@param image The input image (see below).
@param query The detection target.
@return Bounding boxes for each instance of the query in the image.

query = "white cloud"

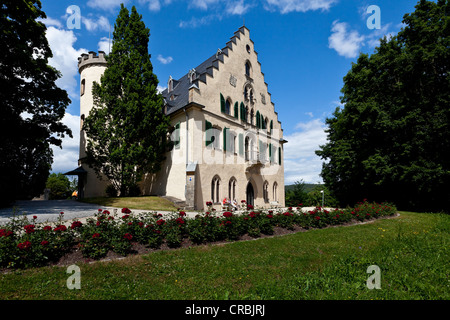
[98,37,111,54]
[37,17,63,28]
[189,0,220,10]
[328,20,365,58]
[87,0,128,11]
[226,0,252,15]
[157,85,167,93]
[45,27,88,100]
[157,54,173,64]
[283,118,327,184]
[179,13,221,28]
[366,23,395,48]
[51,113,80,174]
[264,0,338,14]
[82,15,110,32]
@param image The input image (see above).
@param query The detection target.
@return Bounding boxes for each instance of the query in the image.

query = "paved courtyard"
[0,200,118,226]
[0,199,199,226]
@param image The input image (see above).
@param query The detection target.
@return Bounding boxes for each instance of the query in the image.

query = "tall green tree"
[83,5,170,197]
[285,180,308,207]
[316,0,450,211]
[0,0,72,207]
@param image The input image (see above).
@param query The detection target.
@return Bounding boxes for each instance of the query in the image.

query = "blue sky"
[40,0,421,184]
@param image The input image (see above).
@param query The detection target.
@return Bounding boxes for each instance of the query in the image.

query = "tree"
[46,173,70,200]
[83,5,170,197]
[285,180,308,207]
[0,0,72,207]
[316,0,450,212]
[307,186,338,208]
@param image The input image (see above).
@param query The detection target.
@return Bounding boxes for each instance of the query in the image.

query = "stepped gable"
[161,26,248,115]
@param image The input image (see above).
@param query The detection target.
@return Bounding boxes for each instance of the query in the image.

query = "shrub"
[0,201,397,269]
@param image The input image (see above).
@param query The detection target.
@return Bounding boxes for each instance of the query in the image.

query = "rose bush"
[0,200,397,269]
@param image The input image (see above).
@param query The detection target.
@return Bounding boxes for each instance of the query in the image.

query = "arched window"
[263,181,269,203]
[211,175,221,203]
[273,182,278,202]
[245,137,249,161]
[245,61,251,77]
[225,99,231,115]
[80,79,85,96]
[228,177,237,200]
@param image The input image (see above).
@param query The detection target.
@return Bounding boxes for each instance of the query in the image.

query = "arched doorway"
[246,182,254,206]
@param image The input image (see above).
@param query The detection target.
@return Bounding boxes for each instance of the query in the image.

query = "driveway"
[0,200,112,226]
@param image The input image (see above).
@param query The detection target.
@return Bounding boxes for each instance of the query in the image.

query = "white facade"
[77,27,286,210]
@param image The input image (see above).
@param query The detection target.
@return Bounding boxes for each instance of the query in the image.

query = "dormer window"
[188,68,196,83]
[168,76,173,92]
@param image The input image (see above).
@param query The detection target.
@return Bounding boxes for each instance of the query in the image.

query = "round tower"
[77,51,108,197]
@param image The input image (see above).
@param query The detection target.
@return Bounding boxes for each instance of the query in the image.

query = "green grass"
[79,196,178,212]
[0,211,448,300]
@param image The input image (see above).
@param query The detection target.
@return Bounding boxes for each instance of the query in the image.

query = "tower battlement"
[78,51,107,74]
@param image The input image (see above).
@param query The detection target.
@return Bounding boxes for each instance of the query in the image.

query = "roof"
[63,166,87,175]
[161,26,248,116]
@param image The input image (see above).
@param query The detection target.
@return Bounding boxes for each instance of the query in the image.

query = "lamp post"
[320,190,324,208]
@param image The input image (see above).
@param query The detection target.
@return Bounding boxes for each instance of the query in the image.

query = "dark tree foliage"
[0,0,72,207]
[83,5,170,197]
[316,0,450,212]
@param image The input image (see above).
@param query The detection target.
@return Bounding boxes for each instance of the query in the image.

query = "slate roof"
[160,27,248,115]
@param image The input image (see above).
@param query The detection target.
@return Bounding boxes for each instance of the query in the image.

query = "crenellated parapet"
[78,51,107,74]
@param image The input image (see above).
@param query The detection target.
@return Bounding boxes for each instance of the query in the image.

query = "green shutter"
[220,93,225,113]
[174,122,180,149]
[223,127,228,152]
[270,120,273,134]
[240,102,245,121]
[278,146,281,165]
[256,111,260,128]
[205,120,212,146]
[234,102,238,118]
[239,133,244,156]
[269,143,272,160]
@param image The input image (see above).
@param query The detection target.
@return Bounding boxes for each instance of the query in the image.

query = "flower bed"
[0,201,397,270]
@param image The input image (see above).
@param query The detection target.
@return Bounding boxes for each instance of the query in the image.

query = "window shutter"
[220,93,225,113]
[174,122,180,149]
[256,111,260,128]
[238,134,244,156]
[234,102,239,118]
[278,146,282,165]
[205,120,212,146]
[269,143,272,161]
[223,127,228,152]
[270,120,273,134]
[240,102,245,121]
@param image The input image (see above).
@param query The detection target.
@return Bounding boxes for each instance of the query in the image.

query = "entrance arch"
[246,181,254,206]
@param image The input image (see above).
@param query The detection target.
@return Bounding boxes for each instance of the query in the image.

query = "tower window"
[80,79,85,96]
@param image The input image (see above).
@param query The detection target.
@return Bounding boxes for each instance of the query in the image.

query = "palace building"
[72,26,287,211]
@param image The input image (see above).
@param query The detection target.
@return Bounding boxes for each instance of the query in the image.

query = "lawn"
[0,211,448,300]
[80,196,178,212]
